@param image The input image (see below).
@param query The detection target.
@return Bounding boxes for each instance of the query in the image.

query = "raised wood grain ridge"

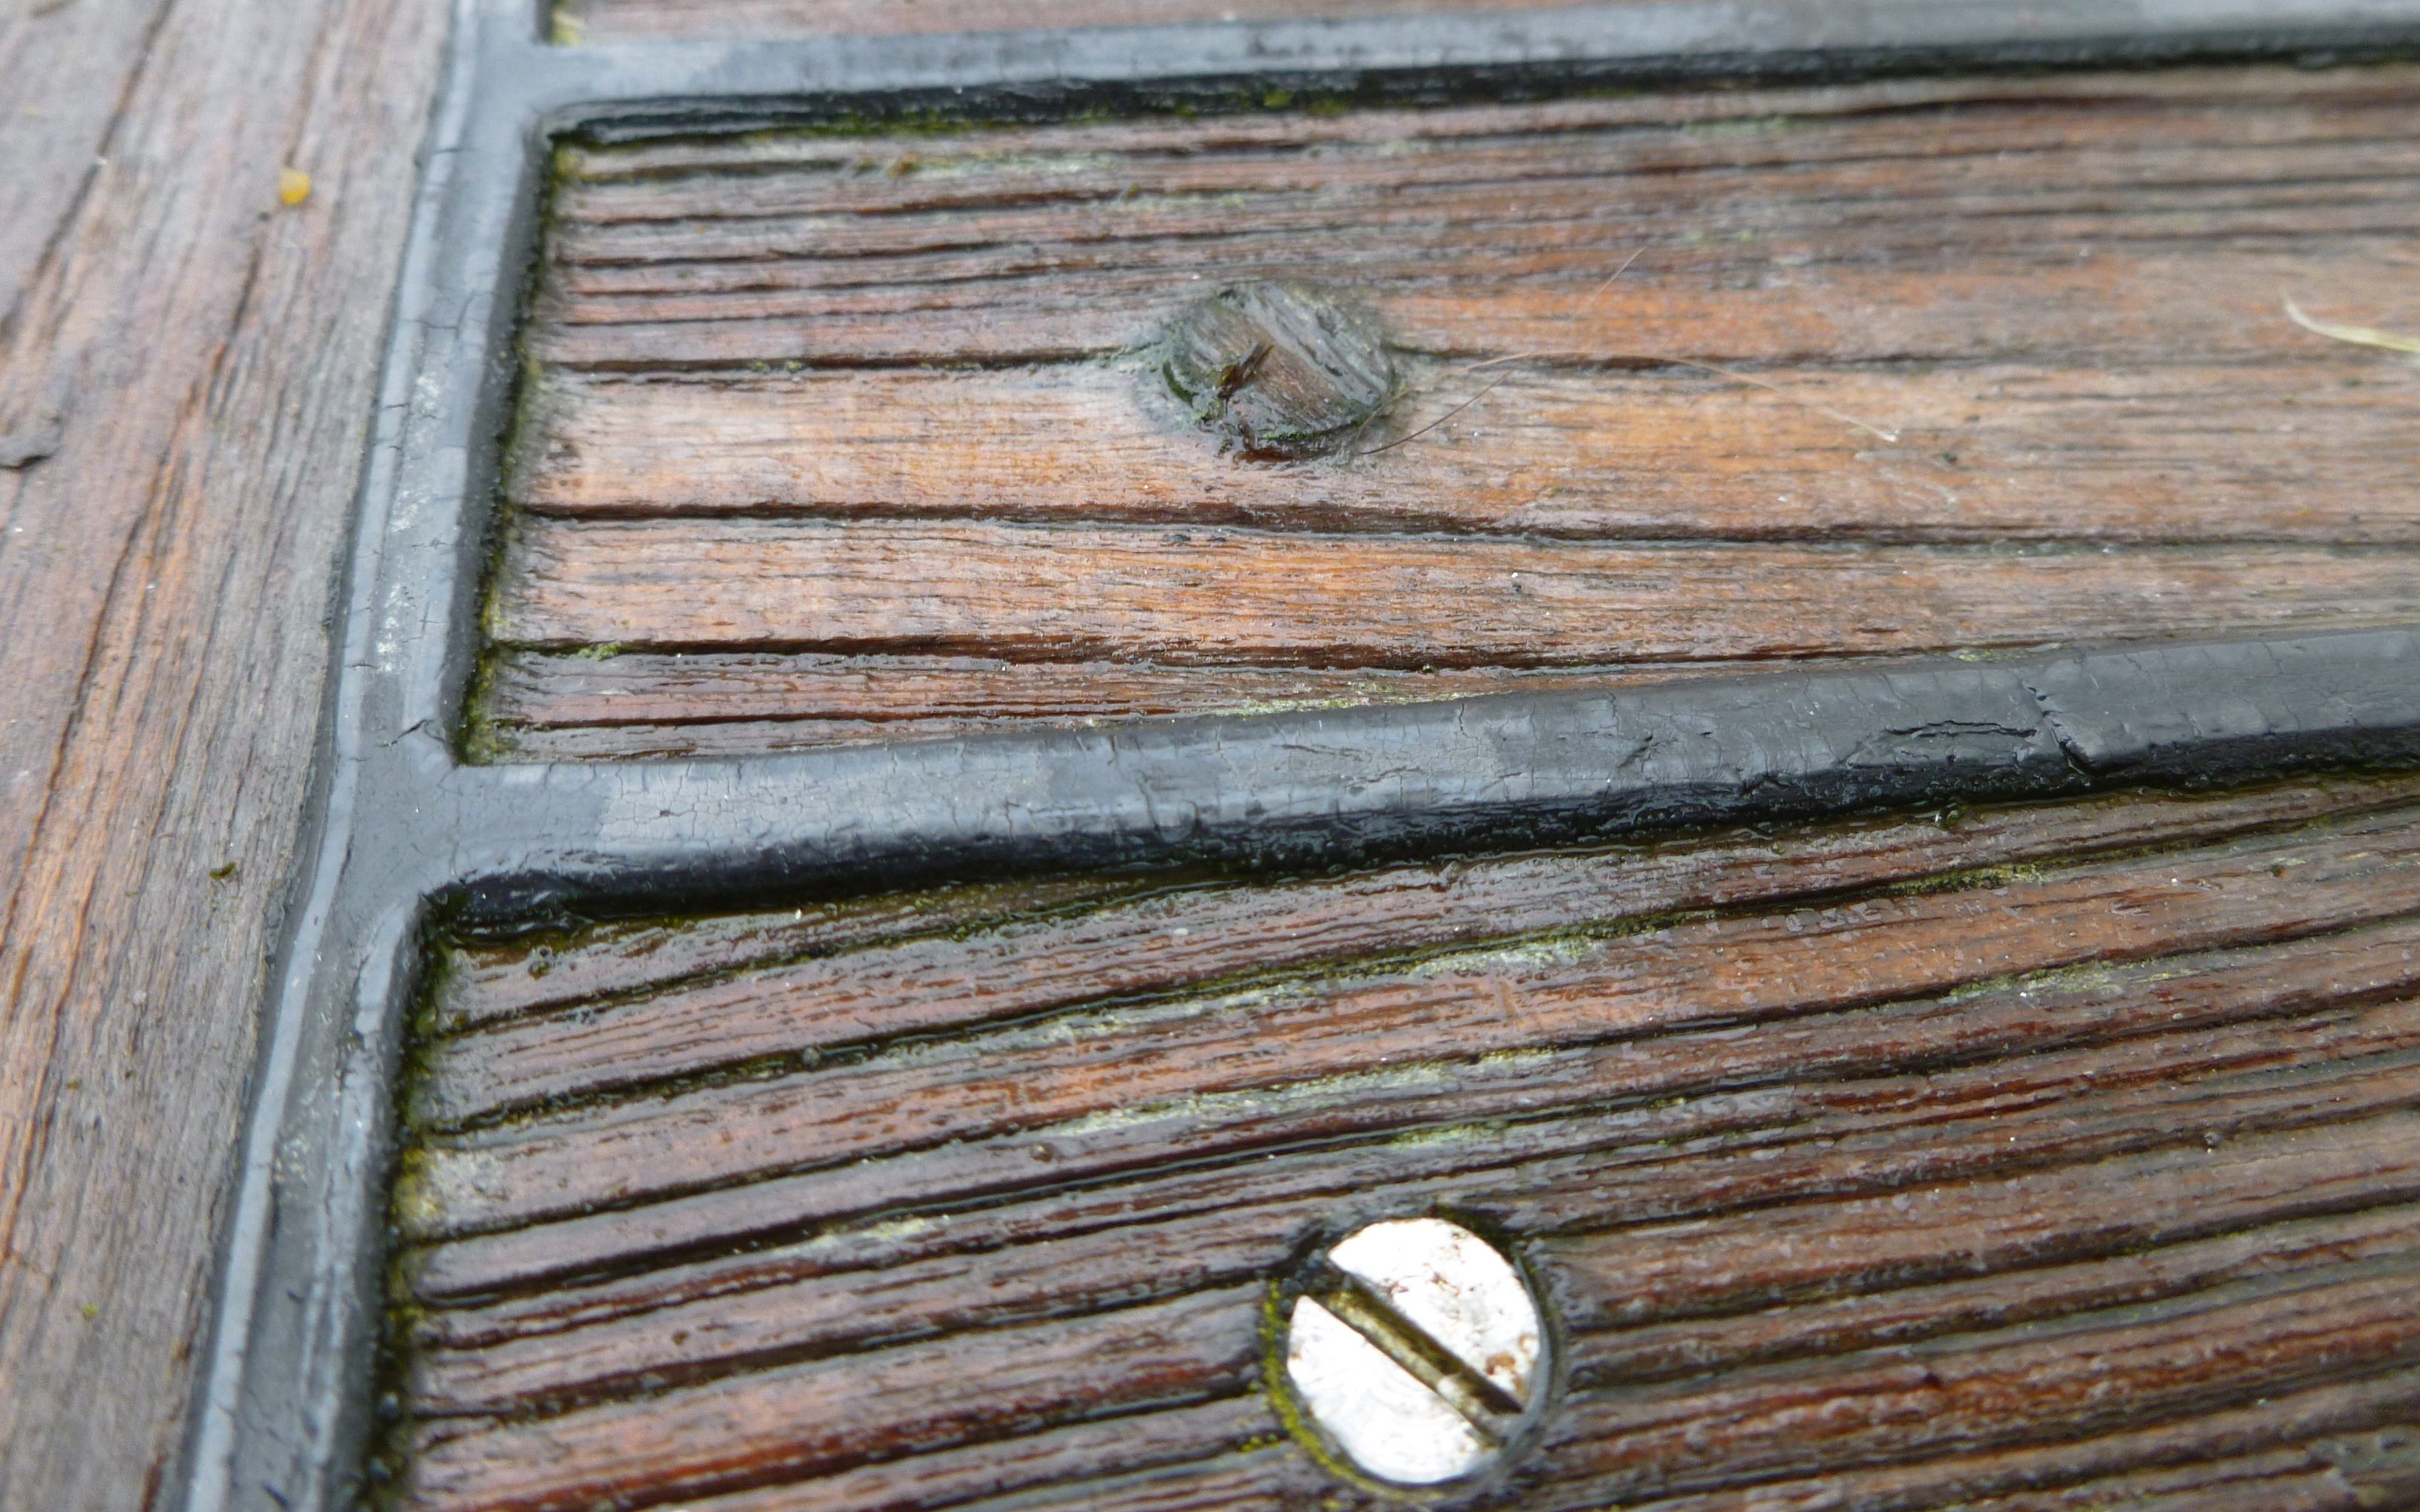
[387,777,2420,1510]
[479,66,2420,760]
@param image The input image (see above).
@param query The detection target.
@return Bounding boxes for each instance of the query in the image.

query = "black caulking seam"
[425,630,2416,923]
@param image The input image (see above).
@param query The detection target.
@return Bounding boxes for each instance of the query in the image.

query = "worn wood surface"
[481,653,1789,759]
[0,0,450,1504]
[389,777,2420,1510]
[556,0,1620,44]
[481,68,2420,760]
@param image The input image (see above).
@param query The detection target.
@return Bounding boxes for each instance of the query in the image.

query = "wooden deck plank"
[416,777,2420,1126]
[0,0,166,355]
[491,516,2420,664]
[406,804,2420,1235]
[0,0,448,1502]
[475,653,1744,760]
[411,915,2420,1298]
[1619,1374,2420,1511]
[403,1286,1267,1512]
[407,1125,2420,1418]
[481,67,2420,760]
[386,782,2420,1510]
[508,362,2420,544]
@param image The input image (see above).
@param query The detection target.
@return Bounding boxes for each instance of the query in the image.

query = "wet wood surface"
[0,0,450,1504]
[390,777,2420,1510]
[481,67,2420,760]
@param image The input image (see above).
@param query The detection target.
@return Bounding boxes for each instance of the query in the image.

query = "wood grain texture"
[492,516,2420,663]
[555,0,1628,44]
[0,0,166,403]
[411,805,2420,1236]
[477,652,1765,760]
[0,0,448,1503]
[481,68,2420,758]
[386,779,2420,1510]
[415,775,2420,1127]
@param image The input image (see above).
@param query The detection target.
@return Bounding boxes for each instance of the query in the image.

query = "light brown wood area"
[391,776,2420,1510]
[0,0,449,1503]
[556,0,1625,44]
[481,67,2420,761]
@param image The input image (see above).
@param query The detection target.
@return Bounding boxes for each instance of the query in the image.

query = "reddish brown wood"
[587,1398,1281,1512]
[528,81,2420,371]
[1630,1371,2420,1512]
[403,1285,1266,1512]
[420,776,2420,1124]
[407,800,2420,1235]
[386,783,2420,1511]
[481,67,2420,758]
[1544,1267,2420,1502]
[435,873,1146,1031]
[1573,1196,2420,1385]
[414,911,2420,1298]
[407,1114,2420,1419]
[511,363,2420,545]
[1548,1118,2420,1336]
[490,514,2420,664]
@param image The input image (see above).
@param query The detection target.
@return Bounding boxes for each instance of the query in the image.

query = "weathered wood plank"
[1573,1197,2420,1386]
[530,78,2420,365]
[412,912,2420,1297]
[1620,1370,2420,1512]
[407,1118,2420,1416]
[484,66,2420,758]
[0,0,166,361]
[508,361,2420,545]
[386,787,2420,1510]
[475,652,1692,760]
[491,516,2420,664]
[435,872,1149,1031]
[419,777,2420,1126]
[0,0,448,1501]
[550,68,2420,175]
[401,1285,1267,1512]
[1542,1265,2420,1504]
[414,871,2420,1296]
[416,836,2420,1239]
[573,1397,1277,1512]
[1549,1120,2420,1340]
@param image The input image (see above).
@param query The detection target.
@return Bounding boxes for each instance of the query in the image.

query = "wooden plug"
[1155,280,1399,459]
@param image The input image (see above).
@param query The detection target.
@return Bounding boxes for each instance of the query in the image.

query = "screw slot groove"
[1279,1216,1549,1488]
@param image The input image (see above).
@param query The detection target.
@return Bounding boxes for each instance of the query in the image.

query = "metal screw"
[1280,1216,1547,1486]
[1155,280,1399,460]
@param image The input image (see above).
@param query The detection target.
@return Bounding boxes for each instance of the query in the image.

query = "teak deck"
[15,4,2412,1511]
[478,66,2420,761]
[390,777,2420,1510]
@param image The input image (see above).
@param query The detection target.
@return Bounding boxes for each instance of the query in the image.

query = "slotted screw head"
[1280,1216,1547,1487]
